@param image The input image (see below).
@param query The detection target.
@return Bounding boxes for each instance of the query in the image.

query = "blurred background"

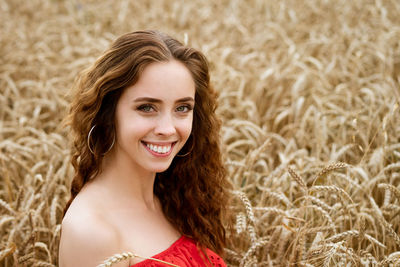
[0,0,399,266]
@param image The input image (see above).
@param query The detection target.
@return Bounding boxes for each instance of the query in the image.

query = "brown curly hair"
[63,30,230,255]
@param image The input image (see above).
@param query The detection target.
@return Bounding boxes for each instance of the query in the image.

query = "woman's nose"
[154,113,176,136]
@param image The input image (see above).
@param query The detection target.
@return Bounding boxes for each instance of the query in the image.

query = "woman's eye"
[176,105,193,113]
[138,104,155,112]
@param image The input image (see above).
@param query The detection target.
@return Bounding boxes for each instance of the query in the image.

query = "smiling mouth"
[141,141,177,156]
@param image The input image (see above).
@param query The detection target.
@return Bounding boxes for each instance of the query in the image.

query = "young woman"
[59,30,230,266]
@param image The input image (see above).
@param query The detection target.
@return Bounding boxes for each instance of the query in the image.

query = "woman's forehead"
[121,60,196,102]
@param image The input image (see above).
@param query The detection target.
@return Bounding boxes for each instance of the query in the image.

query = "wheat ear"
[378,183,400,202]
[0,242,16,261]
[97,252,180,267]
[309,185,354,204]
[369,196,400,247]
[324,230,386,249]
[239,237,269,266]
[312,162,347,182]
[379,251,400,266]
[288,167,307,192]
[0,198,16,215]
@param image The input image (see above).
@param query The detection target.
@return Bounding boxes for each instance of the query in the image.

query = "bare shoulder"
[58,195,128,267]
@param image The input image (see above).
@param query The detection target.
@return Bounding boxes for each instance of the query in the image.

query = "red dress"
[131,236,227,267]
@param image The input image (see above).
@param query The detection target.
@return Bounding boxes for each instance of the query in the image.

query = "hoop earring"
[87,125,115,155]
[176,135,194,157]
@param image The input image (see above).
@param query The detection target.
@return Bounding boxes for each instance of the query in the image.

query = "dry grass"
[1,0,399,266]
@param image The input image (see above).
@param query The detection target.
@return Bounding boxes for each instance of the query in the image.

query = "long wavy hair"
[63,30,230,255]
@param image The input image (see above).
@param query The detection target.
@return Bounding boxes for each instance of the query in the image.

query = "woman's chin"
[151,162,174,174]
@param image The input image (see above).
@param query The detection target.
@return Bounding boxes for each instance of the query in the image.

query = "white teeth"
[145,143,172,154]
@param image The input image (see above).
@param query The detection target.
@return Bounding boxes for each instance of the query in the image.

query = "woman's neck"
[94,150,158,211]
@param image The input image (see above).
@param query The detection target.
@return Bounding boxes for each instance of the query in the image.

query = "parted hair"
[63,30,230,255]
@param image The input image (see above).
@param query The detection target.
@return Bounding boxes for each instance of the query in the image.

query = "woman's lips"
[141,141,177,157]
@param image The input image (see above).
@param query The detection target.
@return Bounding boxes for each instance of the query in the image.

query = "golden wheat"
[1,0,400,266]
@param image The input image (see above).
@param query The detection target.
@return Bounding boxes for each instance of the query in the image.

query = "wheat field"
[0,0,399,266]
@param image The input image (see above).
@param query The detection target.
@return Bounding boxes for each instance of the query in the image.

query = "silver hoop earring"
[176,136,194,157]
[87,125,115,155]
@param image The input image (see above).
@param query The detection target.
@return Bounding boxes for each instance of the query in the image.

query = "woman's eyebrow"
[133,97,161,103]
[176,97,194,103]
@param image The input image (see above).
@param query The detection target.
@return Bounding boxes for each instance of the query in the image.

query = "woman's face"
[113,60,195,173]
